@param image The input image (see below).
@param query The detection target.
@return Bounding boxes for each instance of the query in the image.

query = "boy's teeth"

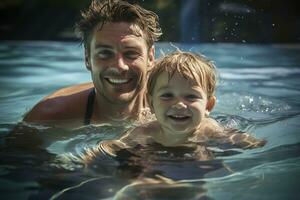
[170,115,188,119]
[174,115,184,118]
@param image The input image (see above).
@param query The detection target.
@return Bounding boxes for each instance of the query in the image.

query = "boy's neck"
[153,125,194,147]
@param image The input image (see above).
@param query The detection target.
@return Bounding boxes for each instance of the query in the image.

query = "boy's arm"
[222,128,266,149]
[196,118,266,149]
[74,123,154,167]
[79,128,140,166]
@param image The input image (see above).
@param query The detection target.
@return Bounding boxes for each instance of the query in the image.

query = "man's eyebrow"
[94,44,113,49]
[94,44,141,50]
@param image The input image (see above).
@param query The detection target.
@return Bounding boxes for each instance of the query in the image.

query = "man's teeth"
[107,78,130,84]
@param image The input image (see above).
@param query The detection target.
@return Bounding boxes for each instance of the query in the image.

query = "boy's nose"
[172,101,187,109]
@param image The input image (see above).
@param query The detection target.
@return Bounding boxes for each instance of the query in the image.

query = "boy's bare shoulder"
[197,117,224,137]
[23,83,93,123]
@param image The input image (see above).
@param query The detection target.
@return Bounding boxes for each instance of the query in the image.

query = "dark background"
[0,0,299,43]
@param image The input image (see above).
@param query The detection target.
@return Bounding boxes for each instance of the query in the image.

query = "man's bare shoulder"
[48,82,94,97]
[24,82,94,123]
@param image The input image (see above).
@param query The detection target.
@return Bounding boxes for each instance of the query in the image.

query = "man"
[23,0,162,128]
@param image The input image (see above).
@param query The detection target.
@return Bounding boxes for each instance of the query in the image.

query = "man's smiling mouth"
[105,78,132,85]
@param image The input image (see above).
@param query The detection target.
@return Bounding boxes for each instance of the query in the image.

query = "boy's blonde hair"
[147,51,217,98]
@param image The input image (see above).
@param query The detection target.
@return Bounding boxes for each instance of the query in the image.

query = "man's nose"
[114,54,129,72]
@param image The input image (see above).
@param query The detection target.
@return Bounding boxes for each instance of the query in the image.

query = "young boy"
[81,51,266,165]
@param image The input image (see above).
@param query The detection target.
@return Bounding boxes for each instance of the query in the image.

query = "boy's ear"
[85,50,91,71]
[206,96,216,112]
[147,94,154,113]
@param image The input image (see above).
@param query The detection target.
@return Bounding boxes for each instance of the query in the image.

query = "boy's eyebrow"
[156,86,170,91]
[156,86,204,93]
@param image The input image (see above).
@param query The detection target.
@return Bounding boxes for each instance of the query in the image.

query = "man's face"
[87,22,154,104]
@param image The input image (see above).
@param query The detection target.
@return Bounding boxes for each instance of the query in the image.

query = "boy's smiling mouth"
[167,114,191,121]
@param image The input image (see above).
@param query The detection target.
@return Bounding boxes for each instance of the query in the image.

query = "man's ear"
[85,49,91,71]
[148,46,155,69]
[206,95,216,112]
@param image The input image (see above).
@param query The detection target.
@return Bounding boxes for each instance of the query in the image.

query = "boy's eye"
[98,50,114,59]
[123,51,140,60]
[185,94,201,101]
[159,93,173,100]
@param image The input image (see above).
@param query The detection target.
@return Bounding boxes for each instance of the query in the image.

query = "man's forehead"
[95,22,144,38]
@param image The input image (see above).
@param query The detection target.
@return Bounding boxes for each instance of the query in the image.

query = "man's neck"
[93,92,146,125]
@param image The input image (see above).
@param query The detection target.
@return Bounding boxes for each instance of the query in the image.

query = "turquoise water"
[0,41,300,199]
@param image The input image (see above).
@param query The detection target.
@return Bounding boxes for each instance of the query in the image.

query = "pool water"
[0,41,300,199]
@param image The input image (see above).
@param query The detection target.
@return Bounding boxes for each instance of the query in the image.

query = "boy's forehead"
[155,71,199,87]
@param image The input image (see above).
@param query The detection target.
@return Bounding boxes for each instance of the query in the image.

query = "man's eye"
[159,93,173,100]
[98,50,114,59]
[124,51,139,60]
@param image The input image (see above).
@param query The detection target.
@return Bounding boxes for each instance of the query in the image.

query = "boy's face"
[149,71,215,136]
[86,22,154,104]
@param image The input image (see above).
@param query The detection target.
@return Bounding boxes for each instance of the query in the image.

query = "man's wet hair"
[75,0,162,55]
